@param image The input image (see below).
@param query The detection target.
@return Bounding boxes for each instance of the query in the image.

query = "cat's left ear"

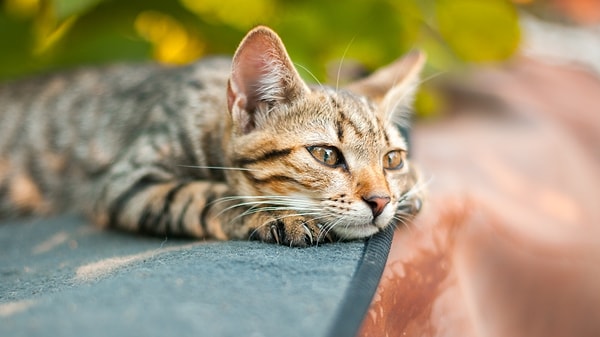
[346,50,426,123]
[227,26,310,134]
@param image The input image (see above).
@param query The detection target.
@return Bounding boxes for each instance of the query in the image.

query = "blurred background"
[2,3,600,335]
[0,0,599,116]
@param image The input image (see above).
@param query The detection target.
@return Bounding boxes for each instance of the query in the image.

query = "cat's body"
[0,27,423,246]
[0,59,230,218]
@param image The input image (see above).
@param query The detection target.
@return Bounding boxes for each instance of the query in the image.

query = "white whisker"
[318,216,345,243]
[210,195,317,209]
[176,165,259,172]
[216,199,317,219]
[392,213,415,234]
[400,175,433,202]
[294,63,323,89]
[335,36,356,93]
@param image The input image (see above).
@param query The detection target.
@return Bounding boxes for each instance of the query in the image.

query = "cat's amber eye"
[307,146,344,167]
[383,150,405,170]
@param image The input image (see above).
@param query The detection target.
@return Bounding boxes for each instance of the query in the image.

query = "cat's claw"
[249,212,328,247]
[302,224,313,246]
[269,223,281,245]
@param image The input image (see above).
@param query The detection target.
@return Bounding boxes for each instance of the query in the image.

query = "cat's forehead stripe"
[377,114,390,147]
[335,118,344,142]
[315,97,399,167]
[329,92,385,147]
[329,93,365,124]
[328,95,365,141]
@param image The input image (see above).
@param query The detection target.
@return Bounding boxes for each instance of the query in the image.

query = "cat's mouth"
[332,222,380,240]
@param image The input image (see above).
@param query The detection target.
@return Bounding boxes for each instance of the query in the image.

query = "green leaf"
[53,0,104,20]
[415,85,444,119]
[435,0,520,62]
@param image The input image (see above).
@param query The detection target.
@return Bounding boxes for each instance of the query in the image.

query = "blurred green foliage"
[0,0,521,115]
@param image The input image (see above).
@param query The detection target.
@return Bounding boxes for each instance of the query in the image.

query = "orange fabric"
[359,58,600,337]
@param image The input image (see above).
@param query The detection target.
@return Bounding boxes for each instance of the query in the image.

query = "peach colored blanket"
[360,58,600,337]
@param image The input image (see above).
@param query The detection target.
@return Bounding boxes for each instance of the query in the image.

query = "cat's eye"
[307,146,344,167]
[383,150,405,170]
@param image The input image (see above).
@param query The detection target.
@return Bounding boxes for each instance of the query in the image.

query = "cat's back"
[0,57,232,216]
[0,57,232,155]
[0,63,159,109]
[0,57,231,113]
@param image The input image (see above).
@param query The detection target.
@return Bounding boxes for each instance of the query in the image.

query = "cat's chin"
[333,224,381,240]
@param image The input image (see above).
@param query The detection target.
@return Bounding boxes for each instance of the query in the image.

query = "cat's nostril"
[363,195,391,218]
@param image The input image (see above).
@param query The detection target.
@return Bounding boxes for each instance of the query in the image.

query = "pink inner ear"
[229,29,288,112]
[227,26,309,134]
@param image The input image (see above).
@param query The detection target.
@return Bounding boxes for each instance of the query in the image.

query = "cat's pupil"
[324,149,335,163]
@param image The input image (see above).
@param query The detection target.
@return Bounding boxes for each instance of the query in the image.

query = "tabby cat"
[0,26,424,247]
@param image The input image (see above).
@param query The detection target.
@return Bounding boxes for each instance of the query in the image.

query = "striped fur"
[0,26,424,247]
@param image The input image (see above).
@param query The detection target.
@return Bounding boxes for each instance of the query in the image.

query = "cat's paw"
[248,211,333,247]
[398,194,423,215]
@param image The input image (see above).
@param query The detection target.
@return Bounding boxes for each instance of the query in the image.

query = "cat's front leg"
[91,172,246,239]
[90,170,331,245]
[243,210,335,247]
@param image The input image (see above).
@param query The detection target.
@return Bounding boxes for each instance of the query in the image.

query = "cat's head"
[225,26,425,239]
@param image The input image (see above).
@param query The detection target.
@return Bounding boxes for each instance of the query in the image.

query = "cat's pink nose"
[363,195,390,218]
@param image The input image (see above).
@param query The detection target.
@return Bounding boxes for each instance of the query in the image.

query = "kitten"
[0,26,424,247]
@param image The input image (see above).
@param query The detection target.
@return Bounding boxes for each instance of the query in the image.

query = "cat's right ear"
[227,26,309,134]
[345,50,426,102]
[346,50,426,126]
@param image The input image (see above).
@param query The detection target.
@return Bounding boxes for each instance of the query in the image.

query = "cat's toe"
[247,212,329,247]
[413,198,423,213]
[280,217,314,247]
[248,221,281,244]
[398,195,423,216]
[302,223,319,246]
[302,221,335,245]
[276,217,319,247]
